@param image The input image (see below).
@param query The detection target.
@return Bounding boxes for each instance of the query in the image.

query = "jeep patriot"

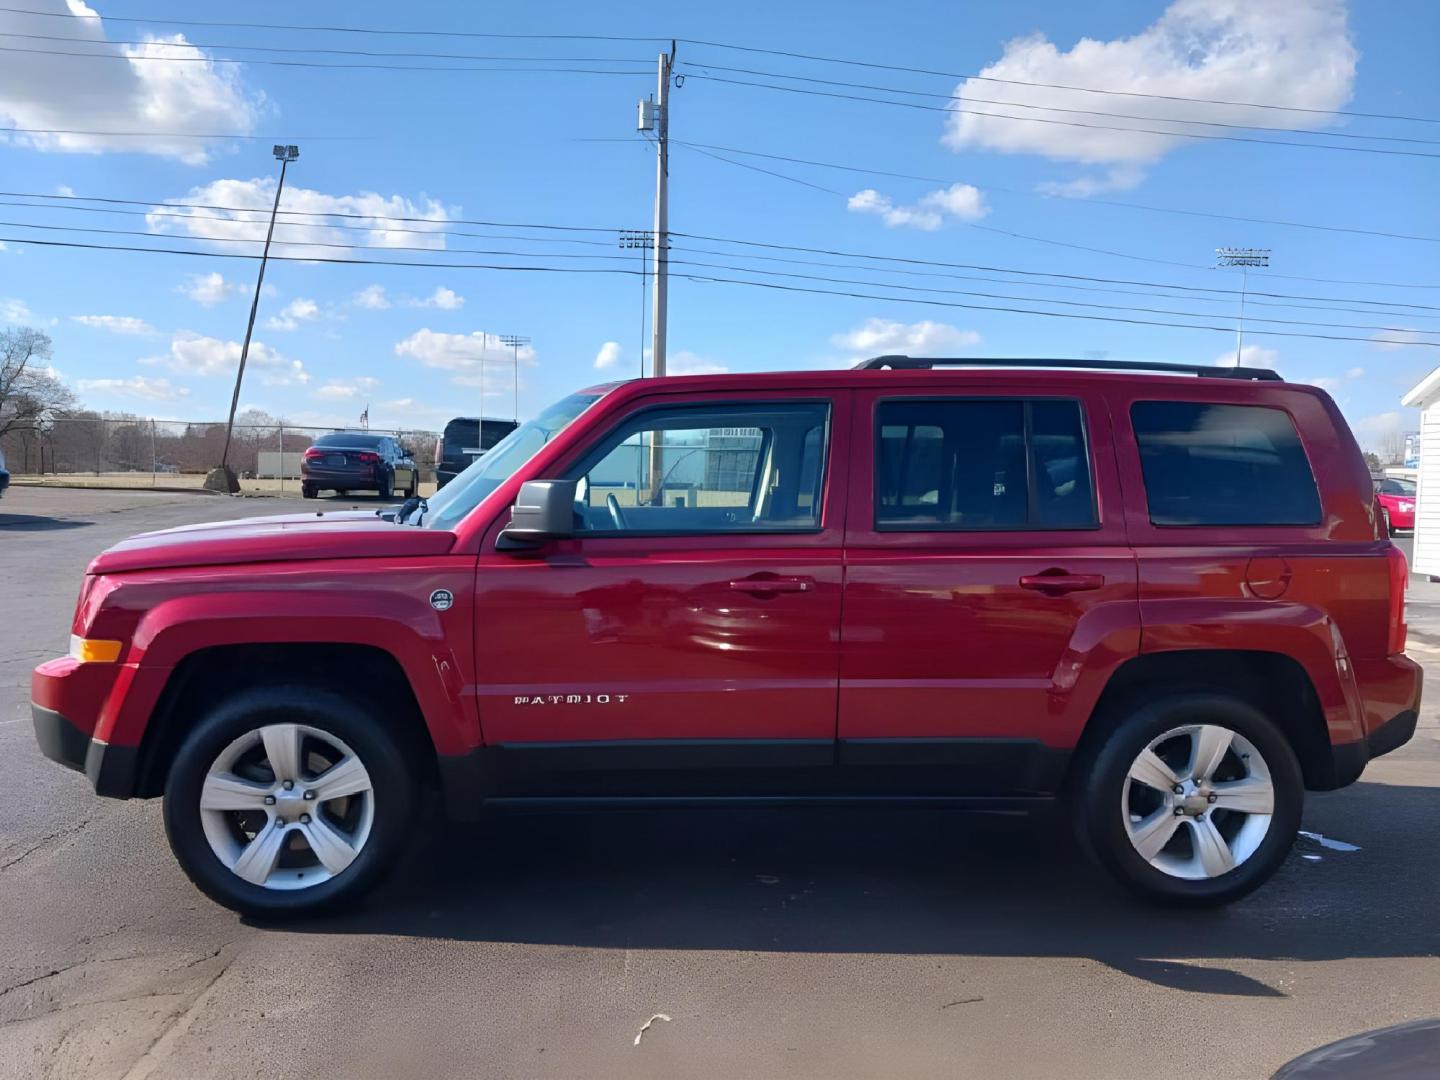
[31,356,1421,916]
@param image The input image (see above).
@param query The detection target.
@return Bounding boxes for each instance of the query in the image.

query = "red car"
[31,357,1420,917]
[1374,476,1417,534]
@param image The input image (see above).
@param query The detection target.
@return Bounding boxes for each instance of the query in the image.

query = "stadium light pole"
[1216,247,1270,365]
[210,144,298,492]
[500,334,529,421]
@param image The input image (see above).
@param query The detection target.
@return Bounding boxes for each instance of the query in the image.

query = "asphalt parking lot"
[1,487,1437,1080]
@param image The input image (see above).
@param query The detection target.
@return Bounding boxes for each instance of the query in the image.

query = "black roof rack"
[854,355,1283,381]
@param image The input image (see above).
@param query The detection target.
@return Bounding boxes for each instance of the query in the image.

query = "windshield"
[419,390,603,529]
[315,432,384,448]
[1377,477,1417,496]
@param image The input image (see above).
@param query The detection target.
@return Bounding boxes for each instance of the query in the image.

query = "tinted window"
[875,399,1096,530]
[314,432,384,448]
[1131,401,1321,526]
[568,402,829,534]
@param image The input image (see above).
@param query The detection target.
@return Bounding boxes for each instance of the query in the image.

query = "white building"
[1401,369,1440,575]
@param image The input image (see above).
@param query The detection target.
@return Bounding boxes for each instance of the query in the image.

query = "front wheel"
[1074,694,1303,906]
[163,685,416,918]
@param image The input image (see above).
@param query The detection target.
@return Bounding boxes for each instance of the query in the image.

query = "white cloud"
[179,272,241,306]
[70,314,156,335]
[594,341,623,370]
[944,0,1358,191]
[1308,365,1366,393]
[667,350,728,376]
[2,297,35,322]
[408,286,464,310]
[264,297,320,331]
[0,4,262,163]
[75,375,189,401]
[1037,165,1147,198]
[313,376,379,401]
[148,178,452,250]
[142,332,309,385]
[1372,330,1436,352]
[1215,344,1279,369]
[394,328,535,393]
[847,184,989,230]
[352,284,391,310]
[1352,411,1405,455]
[832,318,982,357]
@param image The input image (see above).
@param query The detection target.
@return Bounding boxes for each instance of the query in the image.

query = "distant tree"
[1363,451,1383,473]
[0,326,75,440]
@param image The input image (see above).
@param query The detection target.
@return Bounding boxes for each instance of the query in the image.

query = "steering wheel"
[606,493,629,531]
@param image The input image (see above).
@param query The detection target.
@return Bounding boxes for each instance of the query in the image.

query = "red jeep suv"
[31,357,1420,916]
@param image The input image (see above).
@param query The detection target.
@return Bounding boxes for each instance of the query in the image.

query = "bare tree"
[0,327,74,440]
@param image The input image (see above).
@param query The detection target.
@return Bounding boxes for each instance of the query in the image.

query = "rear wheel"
[377,471,393,500]
[301,483,317,499]
[162,685,416,918]
[1074,694,1302,906]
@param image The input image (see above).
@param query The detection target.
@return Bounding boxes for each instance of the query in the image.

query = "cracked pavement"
[2,488,1438,1079]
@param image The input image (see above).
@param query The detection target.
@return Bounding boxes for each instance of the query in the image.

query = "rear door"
[838,381,1138,785]
[473,389,850,768]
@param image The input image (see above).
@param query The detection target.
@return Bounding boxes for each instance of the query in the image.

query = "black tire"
[377,471,393,500]
[1383,509,1394,536]
[301,483,317,500]
[162,685,416,919]
[1073,693,1303,907]
[406,471,418,498]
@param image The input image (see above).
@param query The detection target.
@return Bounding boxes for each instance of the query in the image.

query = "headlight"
[1399,502,1415,512]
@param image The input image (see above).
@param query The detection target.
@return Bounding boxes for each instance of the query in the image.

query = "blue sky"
[1,0,1438,449]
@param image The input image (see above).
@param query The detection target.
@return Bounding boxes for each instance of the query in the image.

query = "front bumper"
[31,703,139,797]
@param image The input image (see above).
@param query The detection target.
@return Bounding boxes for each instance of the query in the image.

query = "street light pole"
[500,334,529,421]
[211,144,298,492]
[1215,247,1270,365]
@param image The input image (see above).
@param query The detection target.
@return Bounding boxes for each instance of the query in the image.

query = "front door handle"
[1018,571,1104,596]
[729,575,814,595]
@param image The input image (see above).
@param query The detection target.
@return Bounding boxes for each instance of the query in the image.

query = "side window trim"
[561,398,833,538]
[872,395,1100,533]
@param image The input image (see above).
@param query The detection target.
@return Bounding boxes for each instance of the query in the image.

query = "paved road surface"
[2,488,1437,1080]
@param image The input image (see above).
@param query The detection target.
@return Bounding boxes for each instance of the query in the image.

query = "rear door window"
[874,398,1096,530]
[1130,401,1321,526]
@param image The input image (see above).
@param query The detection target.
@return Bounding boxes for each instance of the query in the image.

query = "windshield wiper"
[393,495,428,525]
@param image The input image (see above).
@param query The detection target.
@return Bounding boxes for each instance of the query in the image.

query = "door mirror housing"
[497,480,577,551]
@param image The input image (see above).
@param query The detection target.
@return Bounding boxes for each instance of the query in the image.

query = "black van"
[434,417,519,488]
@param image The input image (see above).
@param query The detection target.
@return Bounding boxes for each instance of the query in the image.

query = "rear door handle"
[1018,572,1105,596]
[729,575,814,595]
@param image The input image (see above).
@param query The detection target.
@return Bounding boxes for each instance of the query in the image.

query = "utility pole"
[1216,247,1270,365]
[210,144,298,493]
[618,229,652,377]
[500,334,529,421]
[638,44,675,378]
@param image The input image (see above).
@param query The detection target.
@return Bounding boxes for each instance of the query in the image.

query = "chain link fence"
[1,417,440,493]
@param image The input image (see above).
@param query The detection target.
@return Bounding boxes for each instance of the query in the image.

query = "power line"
[2,125,365,141]
[677,272,1440,349]
[674,37,1440,126]
[678,62,1440,147]
[6,229,1432,348]
[664,139,1440,244]
[10,188,1439,307]
[681,73,1440,160]
[0,43,652,75]
[6,6,1432,124]
[0,6,665,43]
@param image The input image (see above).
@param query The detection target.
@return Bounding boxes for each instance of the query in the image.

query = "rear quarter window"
[1131,400,1321,526]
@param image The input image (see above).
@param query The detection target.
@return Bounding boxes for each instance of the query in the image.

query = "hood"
[89,510,457,574]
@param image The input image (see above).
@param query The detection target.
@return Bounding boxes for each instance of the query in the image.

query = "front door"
[473,391,850,775]
[837,384,1138,790]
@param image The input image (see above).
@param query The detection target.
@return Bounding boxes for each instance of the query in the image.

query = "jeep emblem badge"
[429,589,454,611]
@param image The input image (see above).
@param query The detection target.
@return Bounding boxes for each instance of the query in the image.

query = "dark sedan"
[301,432,416,500]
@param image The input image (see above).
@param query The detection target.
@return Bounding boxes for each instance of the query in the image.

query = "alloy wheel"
[198,723,375,890]
[1121,723,1275,880]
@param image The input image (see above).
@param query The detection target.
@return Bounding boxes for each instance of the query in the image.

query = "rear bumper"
[31,703,139,797]
[302,467,380,489]
[1322,655,1423,789]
